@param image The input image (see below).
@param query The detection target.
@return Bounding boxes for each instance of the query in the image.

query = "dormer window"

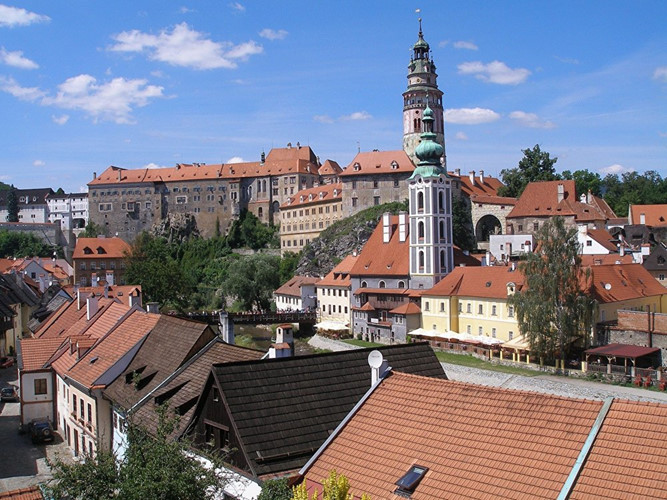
[391,160,399,170]
[333,189,338,197]
[97,247,107,254]
[83,247,93,255]
[353,162,361,171]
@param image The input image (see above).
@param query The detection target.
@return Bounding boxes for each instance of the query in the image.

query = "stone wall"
[341,173,410,217]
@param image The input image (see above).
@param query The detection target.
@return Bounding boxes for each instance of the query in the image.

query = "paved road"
[0,364,69,493]
[309,335,667,403]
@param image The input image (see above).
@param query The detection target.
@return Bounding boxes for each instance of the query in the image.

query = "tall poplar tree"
[6,186,19,222]
[509,216,596,366]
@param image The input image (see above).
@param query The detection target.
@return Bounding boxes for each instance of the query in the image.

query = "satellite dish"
[604,283,612,290]
[368,350,384,369]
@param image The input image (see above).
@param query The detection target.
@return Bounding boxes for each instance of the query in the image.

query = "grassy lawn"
[342,339,385,348]
[435,351,540,377]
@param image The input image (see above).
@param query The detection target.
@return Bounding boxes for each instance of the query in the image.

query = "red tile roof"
[339,150,414,177]
[0,486,43,500]
[588,264,666,303]
[281,183,342,209]
[19,337,66,371]
[318,160,342,176]
[275,276,320,298]
[350,216,409,277]
[303,372,604,500]
[76,285,142,306]
[389,302,421,315]
[585,228,618,252]
[580,254,633,266]
[452,171,506,199]
[585,343,660,358]
[73,237,131,259]
[629,204,667,227]
[316,254,358,288]
[424,266,525,299]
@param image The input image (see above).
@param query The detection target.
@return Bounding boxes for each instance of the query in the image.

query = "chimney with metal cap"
[382,212,391,243]
[398,211,408,242]
[557,183,565,202]
[469,171,476,186]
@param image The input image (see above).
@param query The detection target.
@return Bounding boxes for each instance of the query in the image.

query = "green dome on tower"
[410,101,447,180]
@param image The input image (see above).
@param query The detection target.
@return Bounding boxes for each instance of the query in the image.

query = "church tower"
[408,101,453,289]
[403,19,445,166]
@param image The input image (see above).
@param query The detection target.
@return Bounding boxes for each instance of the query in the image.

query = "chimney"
[469,171,476,186]
[479,170,485,184]
[619,244,625,257]
[455,168,460,177]
[485,251,491,266]
[128,291,142,309]
[77,289,85,310]
[93,171,97,180]
[87,294,99,321]
[260,151,265,165]
[146,302,160,314]
[382,212,391,243]
[557,183,565,203]
[580,193,587,203]
[640,213,646,225]
[296,141,301,149]
[103,282,109,299]
[218,311,235,344]
[398,211,408,242]
[117,169,122,182]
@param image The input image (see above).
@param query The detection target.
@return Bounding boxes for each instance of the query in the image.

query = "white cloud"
[341,111,371,121]
[313,114,334,124]
[455,131,468,140]
[226,156,244,164]
[109,22,263,70]
[653,66,667,82]
[598,164,635,175]
[0,76,45,100]
[453,41,478,51]
[229,2,245,12]
[659,131,667,138]
[0,4,50,27]
[445,107,500,125]
[438,40,449,48]
[259,28,288,41]
[144,162,167,169]
[555,55,579,65]
[0,47,38,69]
[33,160,45,167]
[458,60,531,85]
[43,75,163,123]
[179,6,195,14]
[52,114,69,125]
[0,175,11,181]
[509,110,556,129]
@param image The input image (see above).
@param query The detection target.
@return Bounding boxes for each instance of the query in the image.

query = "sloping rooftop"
[424,265,525,299]
[350,216,409,277]
[340,150,414,177]
[586,228,617,252]
[316,254,358,288]
[199,343,446,478]
[318,160,342,176]
[280,183,342,209]
[73,237,131,259]
[585,343,660,359]
[629,204,667,227]
[589,263,666,303]
[274,276,320,298]
[303,372,605,499]
[18,337,67,371]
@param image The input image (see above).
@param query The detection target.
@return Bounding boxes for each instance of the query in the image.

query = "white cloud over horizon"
[1,74,164,124]
[453,41,478,51]
[458,60,531,85]
[445,107,500,125]
[226,156,244,163]
[229,2,245,12]
[33,160,45,166]
[259,28,288,41]
[509,110,556,129]
[144,162,168,169]
[341,111,371,121]
[0,47,38,69]
[313,114,334,124]
[653,66,667,82]
[52,114,69,125]
[0,4,50,27]
[599,163,635,175]
[454,131,468,140]
[109,22,263,70]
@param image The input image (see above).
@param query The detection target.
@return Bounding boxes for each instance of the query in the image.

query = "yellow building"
[420,266,524,342]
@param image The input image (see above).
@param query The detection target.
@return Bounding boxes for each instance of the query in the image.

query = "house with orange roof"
[315,254,358,331]
[339,150,414,217]
[577,225,618,255]
[87,144,324,241]
[506,180,615,236]
[274,275,320,312]
[72,236,131,287]
[317,159,342,184]
[279,183,343,255]
[628,203,667,228]
[299,370,667,500]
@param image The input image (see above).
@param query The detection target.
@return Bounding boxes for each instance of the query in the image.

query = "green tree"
[601,170,666,217]
[561,169,603,197]
[80,220,105,238]
[292,470,370,500]
[279,251,300,284]
[452,195,475,251]
[46,407,221,500]
[259,478,293,500]
[6,186,19,222]
[0,230,63,258]
[222,253,281,311]
[227,210,279,250]
[498,144,559,198]
[124,232,192,309]
[509,217,596,366]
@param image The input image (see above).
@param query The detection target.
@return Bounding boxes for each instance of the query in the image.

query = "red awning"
[585,343,660,359]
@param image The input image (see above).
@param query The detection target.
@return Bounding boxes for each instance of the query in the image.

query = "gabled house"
[186,344,446,491]
[72,236,131,287]
[299,371,667,499]
[643,243,667,287]
[315,254,358,332]
[0,272,40,356]
[274,276,319,312]
[577,225,618,255]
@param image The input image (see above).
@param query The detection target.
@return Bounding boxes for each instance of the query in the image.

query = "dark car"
[1,386,18,402]
[0,357,14,368]
[29,418,54,444]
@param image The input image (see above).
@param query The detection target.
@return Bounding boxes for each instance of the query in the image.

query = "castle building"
[403,19,445,165]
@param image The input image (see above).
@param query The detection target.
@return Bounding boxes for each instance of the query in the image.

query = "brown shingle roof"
[350,216,409,277]
[73,237,131,259]
[303,372,604,499]
[339,150,414,177]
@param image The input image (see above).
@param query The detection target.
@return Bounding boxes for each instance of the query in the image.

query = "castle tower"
[408,101,453,289]
[403,19,445,166]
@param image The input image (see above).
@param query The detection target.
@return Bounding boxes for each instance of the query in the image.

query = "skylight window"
[395,465,428,496]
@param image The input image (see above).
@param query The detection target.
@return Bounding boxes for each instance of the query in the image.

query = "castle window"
[417,192,424,212]
[418,222,425,240]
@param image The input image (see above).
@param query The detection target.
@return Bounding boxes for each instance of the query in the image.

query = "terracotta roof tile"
[580,254,633,266]
[316,254,358,288]
[424,266,525,299]
[280,183,342,209]
[73,237,131,259]
[18,337,66,371]
[275,276,320,297]
[339,150,414,177]
[629,204,667,227]
[318,160,343,176]
[388,302,421,315]
[304,372,602,499]
[586,228,617,252]
[589,264,666,303]
[350,216,409,277]
[0,486,43,500]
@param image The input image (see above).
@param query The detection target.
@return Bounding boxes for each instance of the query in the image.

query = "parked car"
[0,357,14,368]
[1,386,18,402]
[29,418,54,444]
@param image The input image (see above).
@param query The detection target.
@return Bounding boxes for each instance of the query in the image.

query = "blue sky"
[0,1,665,193]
